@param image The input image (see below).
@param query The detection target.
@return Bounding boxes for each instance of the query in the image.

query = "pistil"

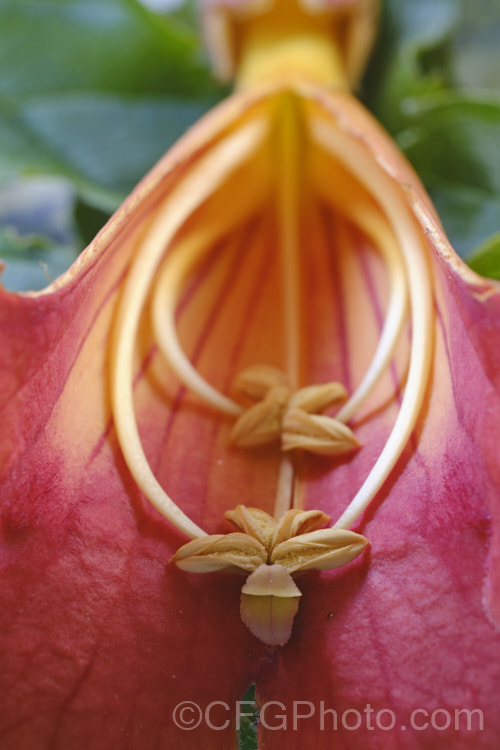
[274,94,302,518]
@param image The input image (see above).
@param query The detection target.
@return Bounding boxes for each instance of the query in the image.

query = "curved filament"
[152,234,250,418]
[149,106,410,466]
[309,115,433,529]
[110,117,268,539]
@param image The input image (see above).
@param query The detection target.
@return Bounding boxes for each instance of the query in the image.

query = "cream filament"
[110,118,268,539]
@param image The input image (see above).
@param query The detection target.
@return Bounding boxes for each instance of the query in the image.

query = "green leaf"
[363,0,461,133]
[74,199,113,249]
[396,93,500,258]
[0,0,214,98]
[362,0,500,267]
[0,227,79,291]
[0,92,216,209]
[467,231,500,280]
[0,0,224,290]
[0,0,221,208]
[237,684,258,750]
[450,0,500,92]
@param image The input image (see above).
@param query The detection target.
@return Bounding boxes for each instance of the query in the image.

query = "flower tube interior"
[110,86,433,544]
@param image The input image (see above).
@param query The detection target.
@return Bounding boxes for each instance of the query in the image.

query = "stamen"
[171,505,368,645]
[229,367,358,453]
[110,117,268,539]
[309,115,433,529]
[149,108,408,443]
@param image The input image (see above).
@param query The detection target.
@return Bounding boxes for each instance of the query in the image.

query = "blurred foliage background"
[0,0,500,291]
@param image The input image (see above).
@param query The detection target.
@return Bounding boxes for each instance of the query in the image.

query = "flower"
[1,0,500,747]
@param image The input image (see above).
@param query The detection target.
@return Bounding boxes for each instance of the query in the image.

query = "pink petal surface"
[0,80,500,750]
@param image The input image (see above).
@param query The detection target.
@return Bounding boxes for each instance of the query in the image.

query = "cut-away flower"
[1,0,500,747]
